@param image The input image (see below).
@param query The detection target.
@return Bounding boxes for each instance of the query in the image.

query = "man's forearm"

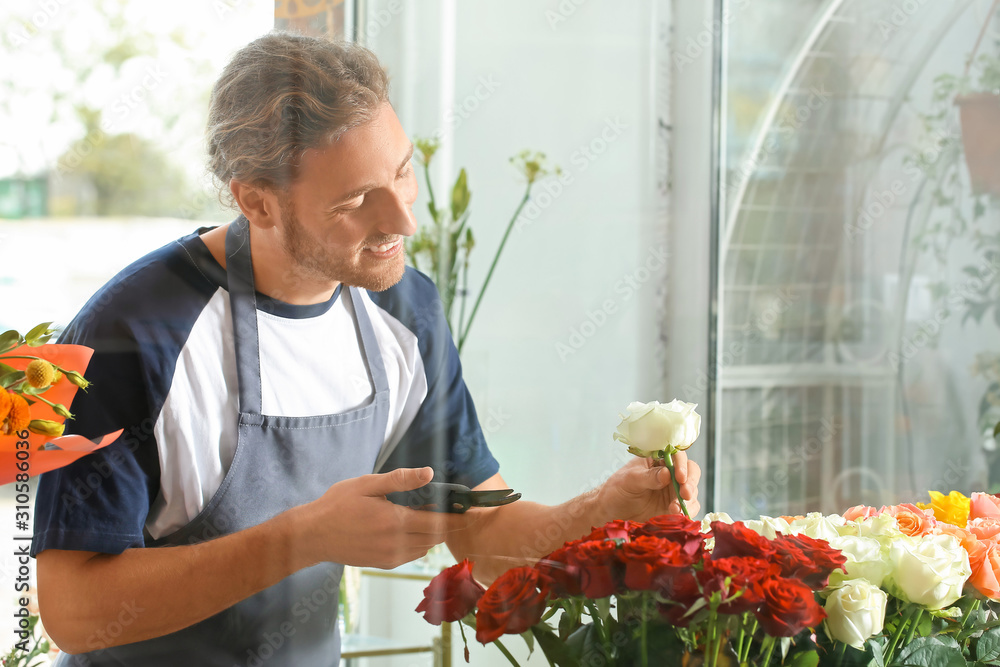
[38,504,317,654]
[448,489,613,584]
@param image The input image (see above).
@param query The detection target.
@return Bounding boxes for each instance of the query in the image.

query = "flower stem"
[641,592,649,667]
[904,608,923,647]
[493,638,522,667]
[661,451,690,518]
[584,599,614,662]
[457,189,531,352]
[885,605,917,664]
[760,636,776,666]
[740,617,758,662]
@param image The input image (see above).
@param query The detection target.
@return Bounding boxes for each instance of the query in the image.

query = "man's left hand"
[596,452,702,522]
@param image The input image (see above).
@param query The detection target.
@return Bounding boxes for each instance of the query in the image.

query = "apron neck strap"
[224,217,389,415]
[225,217,263,415]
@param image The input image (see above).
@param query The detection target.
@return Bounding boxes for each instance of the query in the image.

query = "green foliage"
[1,614,51,666]
[57,123,189,217]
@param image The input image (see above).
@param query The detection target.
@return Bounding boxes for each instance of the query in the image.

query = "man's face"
[275,101,418,292]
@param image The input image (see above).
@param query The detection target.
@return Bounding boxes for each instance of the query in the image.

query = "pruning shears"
[385,482,521,513]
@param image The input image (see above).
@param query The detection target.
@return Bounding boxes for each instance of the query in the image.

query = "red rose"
[535,545,584,598]
[753,577,826,637]
[417,559,485,625]
[657,569,701,627]
[416,559,485,625]
[621,536,698,591]
[699,557,778,615]
[772,534,846,589]
[566,540,623,599]
[637,514,706,559]
[583,519,641,542]
[709,521,776,560]
[475,567,550,644]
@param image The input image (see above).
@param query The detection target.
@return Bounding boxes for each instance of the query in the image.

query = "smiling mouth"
[362,238,403,257]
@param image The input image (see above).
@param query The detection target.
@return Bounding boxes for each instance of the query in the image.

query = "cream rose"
[826,535,892,589]
[824,580,888,649]
[744,515,793,540]
[886,534,971,609]
[789,512,846,542]
[613,400,701,457]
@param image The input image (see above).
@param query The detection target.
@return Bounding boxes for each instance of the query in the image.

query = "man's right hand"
[296,466,481,569]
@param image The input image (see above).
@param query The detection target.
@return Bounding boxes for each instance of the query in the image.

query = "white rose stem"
[658,447,690,518]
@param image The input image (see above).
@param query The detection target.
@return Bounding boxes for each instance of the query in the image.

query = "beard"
[278,195,407,292]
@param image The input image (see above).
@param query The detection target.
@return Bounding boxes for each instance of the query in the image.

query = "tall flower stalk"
[405,138,560,354]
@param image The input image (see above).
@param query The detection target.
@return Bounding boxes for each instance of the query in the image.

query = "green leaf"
[978,627,1000,662]
[867,637,886,667]
[520,628,535,656]
[450,168,471,222]
[559,606,581,640]
[893,637,966,667]
[0,370,25,389]
[531,625,581,667]
[993,420,1000,439]
[426,201,440,226]
[0,330,21,352]
[593,597,612,623]
[787,650,820,667]
[24,322,53,346]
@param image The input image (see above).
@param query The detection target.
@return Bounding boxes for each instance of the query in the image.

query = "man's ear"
[229,179,281,230]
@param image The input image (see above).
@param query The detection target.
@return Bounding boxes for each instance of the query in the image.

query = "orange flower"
[0,390,10,424]
[970,542,1000,600]
[880,503,936,537]
[1,392,30,436]
[918,491,971,528]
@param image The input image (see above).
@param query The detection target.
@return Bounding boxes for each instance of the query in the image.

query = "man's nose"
[377,191,418,237]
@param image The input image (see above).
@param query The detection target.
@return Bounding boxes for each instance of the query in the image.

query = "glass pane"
[717,0,1000,516]
[0,0,273,333]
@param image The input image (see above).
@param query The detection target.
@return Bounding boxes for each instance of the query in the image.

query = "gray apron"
[59,218,390,666]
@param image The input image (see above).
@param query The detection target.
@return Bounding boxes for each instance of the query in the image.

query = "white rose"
[613,400,701,456]
[824,580,888,649]
[841,514,904,542]
[789,513,846,541]
[886,534,971,610]
[826,535,892,589]
[744,515,793,540]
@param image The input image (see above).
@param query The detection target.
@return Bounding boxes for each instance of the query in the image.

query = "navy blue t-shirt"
[30,226,498,557]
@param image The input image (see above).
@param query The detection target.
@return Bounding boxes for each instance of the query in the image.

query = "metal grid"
[716,0,982,516]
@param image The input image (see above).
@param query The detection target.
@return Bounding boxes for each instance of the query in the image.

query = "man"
[30,32,701,665]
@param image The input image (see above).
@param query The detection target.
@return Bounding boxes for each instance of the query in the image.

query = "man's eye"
[338,198,364,212]
[397,165,413,179]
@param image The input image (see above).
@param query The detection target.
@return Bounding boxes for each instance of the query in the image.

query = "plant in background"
[405,137,561,353]
[905,32,1000,487]
[1,614,50,667]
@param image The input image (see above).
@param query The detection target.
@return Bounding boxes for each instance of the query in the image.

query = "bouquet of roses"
[416,513,847,666]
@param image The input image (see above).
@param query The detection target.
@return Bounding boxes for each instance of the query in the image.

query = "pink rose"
[970,517,1000,542]
[970,493,1000,521]
[843,505,878,521]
